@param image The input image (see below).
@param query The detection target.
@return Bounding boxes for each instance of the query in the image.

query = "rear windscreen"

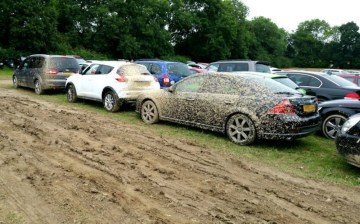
[117,64,150,76]
[49,57,79,72]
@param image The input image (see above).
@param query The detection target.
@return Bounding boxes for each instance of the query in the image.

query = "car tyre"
[103,91,120,112]
[67,84,78,103]
[34,79,43,95]
[13,76,18,88]
[322,114,347,139]
[141,100,159,124]
[226,114,256,145]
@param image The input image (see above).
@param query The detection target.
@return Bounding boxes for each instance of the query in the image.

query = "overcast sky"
[241,0,360,32]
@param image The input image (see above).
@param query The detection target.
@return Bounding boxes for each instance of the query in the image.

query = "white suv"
[65,61,160,112]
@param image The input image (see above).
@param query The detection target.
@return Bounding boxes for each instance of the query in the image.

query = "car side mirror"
[168,85,175,93]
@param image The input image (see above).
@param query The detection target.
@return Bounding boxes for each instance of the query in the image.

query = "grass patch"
[0,68,14,79]
[2,83,360,186]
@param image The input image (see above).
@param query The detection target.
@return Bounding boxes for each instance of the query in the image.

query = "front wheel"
[67,84,78,103]
[103,91,121,112]
[13,76,18,88]
[321,114,347,139]
[141,100,159,124]
[226,114,256,145]
[34,79,43,95]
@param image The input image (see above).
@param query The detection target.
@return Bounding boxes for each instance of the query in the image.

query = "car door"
[160,76,206,122]
[16,57,33,87]
[81,64,113,99]
[286,73,320,96]
[189,75,239,128]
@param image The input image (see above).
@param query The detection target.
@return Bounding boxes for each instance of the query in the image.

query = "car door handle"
[225,101,234,105]
[186,98,195,101]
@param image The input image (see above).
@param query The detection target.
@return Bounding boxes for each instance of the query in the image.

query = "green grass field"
[1,82,359,187]
[0,67,14,79]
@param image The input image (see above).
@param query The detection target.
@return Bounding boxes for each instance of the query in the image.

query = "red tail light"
[344,92,360,99]
[267,99,295,114]
[48,69,59,75]
[163,74,170,86]
[115,72,128,82]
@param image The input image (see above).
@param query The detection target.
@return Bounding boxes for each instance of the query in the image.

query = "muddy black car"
[336,114,360,168]
[136,72,320,145]
[13,54,79,94]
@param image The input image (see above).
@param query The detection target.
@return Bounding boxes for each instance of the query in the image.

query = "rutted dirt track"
[0,81,360,224]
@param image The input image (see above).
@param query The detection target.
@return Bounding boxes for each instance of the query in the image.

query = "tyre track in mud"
[0,86,360,223]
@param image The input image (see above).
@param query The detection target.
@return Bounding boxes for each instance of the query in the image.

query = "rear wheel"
[141,100,159,124]
[34,79,43,95]
[13,76,18,88]
[226,114,256,145]
[66,84,78,103]
[103,91,121,112]
[322,114,347,139]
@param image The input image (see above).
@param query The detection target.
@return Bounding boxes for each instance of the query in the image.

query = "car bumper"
[43,79,67,89]
[257,114,321,140]
[336,133,360,168]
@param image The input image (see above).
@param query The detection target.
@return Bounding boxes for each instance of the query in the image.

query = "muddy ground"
[0,80,360,224]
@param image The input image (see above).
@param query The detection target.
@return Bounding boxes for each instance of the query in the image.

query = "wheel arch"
[224,110,258,133]
[102,86,117,99]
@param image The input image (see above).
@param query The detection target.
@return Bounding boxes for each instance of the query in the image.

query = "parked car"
[270,67,282,73]
[336,114,360,168]
[65,61,160,112]
[277,71,360,101]
[13,54,80,94]
[135,59,192,88]
[338,74,360,86]
[136,72,320,145]
[318,99,360,139]
[206,60,271,73]
[66,55,88,67]
[189,67,202,75]
[0,60,4,69]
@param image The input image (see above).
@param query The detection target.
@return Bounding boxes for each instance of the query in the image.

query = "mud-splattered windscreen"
[167,63,191,76]
[49,57,79,72]
[117,64,150,76]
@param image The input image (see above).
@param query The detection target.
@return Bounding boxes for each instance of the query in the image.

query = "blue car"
[135,59,192,88]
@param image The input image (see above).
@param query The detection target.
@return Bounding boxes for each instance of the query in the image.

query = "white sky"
[241,0,360,32]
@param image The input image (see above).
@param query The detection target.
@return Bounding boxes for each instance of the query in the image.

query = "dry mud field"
[0,80,360,224]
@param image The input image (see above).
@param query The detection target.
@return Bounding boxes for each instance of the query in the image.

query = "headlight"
[341,116,360,134]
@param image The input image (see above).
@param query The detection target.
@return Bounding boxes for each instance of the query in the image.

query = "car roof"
[136,59,181,64]
[236,71,288,78]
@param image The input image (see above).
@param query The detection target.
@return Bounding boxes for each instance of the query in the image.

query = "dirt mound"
[0,82,359,223]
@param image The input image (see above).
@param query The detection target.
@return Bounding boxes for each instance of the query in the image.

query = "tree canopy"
[1,0,360,68]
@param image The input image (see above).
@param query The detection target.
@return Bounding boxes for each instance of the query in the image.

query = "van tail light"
[48,69,59,75]
[163,74,170,86]
[267,99,295,114]
[344,92,360,99]
[115,72,128,82]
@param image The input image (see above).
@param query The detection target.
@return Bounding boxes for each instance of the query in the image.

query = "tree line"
[0,0,360,68]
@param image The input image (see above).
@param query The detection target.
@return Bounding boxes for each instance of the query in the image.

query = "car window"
[84,64,100,75]
[97,65,114,74]
[117,64,150,76]
[31,57,45,69]
[218,63,249,72]
[175,76,205,93]
[255,63,271,73]
[247,76,299,94]
[203,76,238,95]
[19,58,31,69]
[342,77,355,84]
[48,57,79,72]
[167,63,191,77]
[207,63,219,71]
[149,64,162,75]
[287,74,321,87]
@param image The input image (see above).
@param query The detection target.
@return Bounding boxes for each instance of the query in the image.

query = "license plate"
[136,82,150,87]
[303,104,315,112]
[63,72,73,76]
